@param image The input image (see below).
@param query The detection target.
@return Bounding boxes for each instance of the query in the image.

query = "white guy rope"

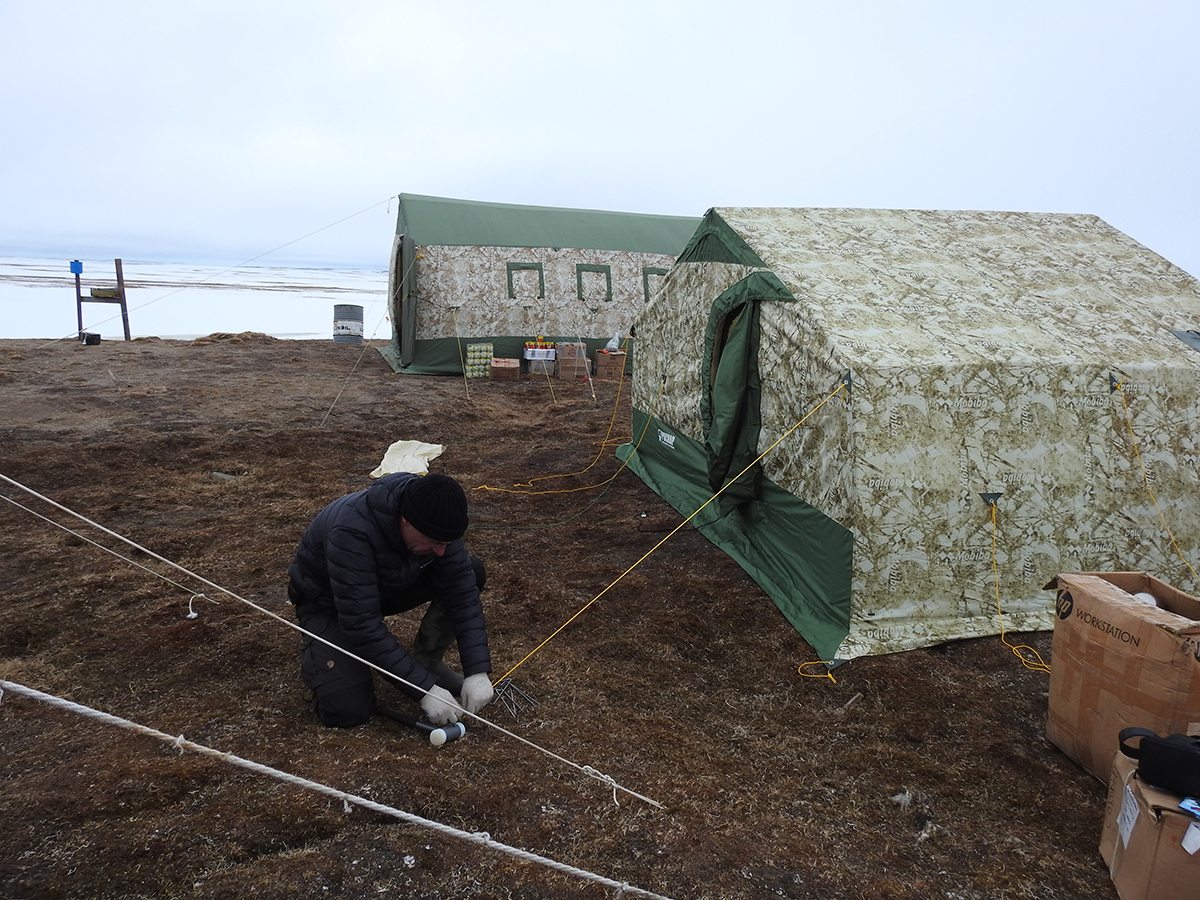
[0,680,677,900]
[318,236,418,427]
[0,471,664,810]
[0,492,214,603]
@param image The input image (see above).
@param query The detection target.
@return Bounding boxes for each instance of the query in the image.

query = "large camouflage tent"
[379,194,700,375]
[617,207,1200,661]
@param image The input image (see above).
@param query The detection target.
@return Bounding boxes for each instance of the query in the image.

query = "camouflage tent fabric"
[380,194,700,374]
[620,207,1200,660]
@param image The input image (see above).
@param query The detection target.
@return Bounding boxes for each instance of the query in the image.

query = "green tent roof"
[395,193,701,254]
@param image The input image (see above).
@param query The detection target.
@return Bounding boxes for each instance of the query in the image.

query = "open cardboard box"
[594,349,626,379]
[1100,751,1200,900]
[1045,572,1200,781]
[554,341,586,360]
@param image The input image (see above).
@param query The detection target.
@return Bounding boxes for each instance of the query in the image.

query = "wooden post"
[73,264,84,337]
[114,259,132,341]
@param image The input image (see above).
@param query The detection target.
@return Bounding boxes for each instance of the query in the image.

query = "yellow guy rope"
[470,379,666,533]
[797,661,838,684]
[480,355,631,496]
[1114,378,1200,581]
[987,500,1051,673]
[451,308,470,400]
[498,376,849,684]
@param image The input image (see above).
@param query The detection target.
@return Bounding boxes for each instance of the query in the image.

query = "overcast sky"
[2,0,1198,275]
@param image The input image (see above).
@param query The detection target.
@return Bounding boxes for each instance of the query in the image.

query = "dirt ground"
[0,335,1115,900]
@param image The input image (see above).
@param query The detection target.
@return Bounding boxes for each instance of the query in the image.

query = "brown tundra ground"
[0,335,1113,900]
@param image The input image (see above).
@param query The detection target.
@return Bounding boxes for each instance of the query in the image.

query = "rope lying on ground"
[0,680,677,900]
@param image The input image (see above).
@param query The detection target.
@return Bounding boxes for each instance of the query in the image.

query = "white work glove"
[459,673,495,715]
[420,685,460,725]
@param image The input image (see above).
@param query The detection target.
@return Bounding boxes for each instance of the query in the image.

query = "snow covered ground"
[0,257,389,341]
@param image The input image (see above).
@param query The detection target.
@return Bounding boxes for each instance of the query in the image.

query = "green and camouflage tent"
[618,207,1200,661]
[379,194,699,375]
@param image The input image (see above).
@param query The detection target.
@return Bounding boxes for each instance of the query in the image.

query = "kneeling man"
[287,472,494,727]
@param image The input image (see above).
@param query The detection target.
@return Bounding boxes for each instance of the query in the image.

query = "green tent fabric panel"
[704,300,762,508]
[618,408,854,660]
[699,270,795,509]
[396,235,418,367]
[377,335,636,376]
[698,270,797,427]
[376,342,403,372]
[396,194,701,255]
[677,209,769,267]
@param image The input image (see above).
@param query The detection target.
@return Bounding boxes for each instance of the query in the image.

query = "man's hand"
[420,685,460,725]
[460,673,494,715]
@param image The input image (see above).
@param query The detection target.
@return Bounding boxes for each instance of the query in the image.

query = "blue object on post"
[70,260,83,275]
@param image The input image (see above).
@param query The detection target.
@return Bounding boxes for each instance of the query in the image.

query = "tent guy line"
[496,374,850,685]
[986,501,1052,674]
[0,471,665,811]
[475,349,634,496]
[317,291,391,427]
[0,491,214,602]
[0,681,678,900]
[319,234,410,426]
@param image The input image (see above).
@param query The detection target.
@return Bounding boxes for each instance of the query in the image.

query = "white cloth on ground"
[370,440,445,478]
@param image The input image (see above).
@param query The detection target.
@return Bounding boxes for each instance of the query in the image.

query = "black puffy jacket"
[288,473,491,699]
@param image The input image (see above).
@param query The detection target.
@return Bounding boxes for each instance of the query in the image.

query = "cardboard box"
[554,341,586,361]
[1100,751,1200,900]
[489,358,520,380]
[1045,572,1200,781]
[555,358,591,380]
[526,358,553,375]
[594,349,626,379]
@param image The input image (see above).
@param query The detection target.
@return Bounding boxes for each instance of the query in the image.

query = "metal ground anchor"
[493,678,538,718]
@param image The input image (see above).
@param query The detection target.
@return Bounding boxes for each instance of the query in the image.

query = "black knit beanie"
[401,473,468,542]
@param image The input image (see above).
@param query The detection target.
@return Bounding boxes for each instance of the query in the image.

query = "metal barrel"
[333,304,364,343]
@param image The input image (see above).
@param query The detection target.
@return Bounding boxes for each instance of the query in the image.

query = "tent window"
[506,262,545,300]
[576,264,612,308]
[642,267,668,303]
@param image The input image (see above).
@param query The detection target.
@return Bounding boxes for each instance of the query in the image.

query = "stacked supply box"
[523,340,555,375]
[554,342,590,380]
[1045,572,1200,782]
[489,358,520,381]
[594,349,626,379]
[465,343,494,378]
[1100,752,1200,900]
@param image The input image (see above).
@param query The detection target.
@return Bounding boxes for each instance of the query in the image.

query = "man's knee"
[311,687,375,728]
